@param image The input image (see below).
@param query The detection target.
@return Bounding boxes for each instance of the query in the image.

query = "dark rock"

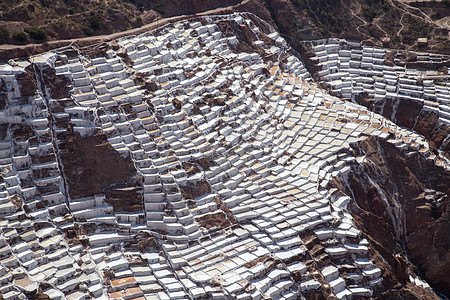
[332,136,450,296]
[354,94,450,159]
[407,202,450,296]
[395,98,423,129]
[41,65,72,99]
[11,123,34,140]
[16,65,37,98]
[0,123,9,139]
[376,285,440,300]
[104,185,143,213]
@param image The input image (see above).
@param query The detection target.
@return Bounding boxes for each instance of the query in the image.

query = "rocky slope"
[332,136,450,296]
[1,0,449,55]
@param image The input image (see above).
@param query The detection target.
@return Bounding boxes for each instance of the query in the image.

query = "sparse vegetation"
[24,26,47,41]
[409,0,450,20]
[12,31,28,43]
[87,14,101,30]
[0,0,447,56]
[0,26,10,40]
[154,4,166,15]
[0,0,147,42]
[82,26,95,36]
[284,0,449,54]
[361,5,377,21]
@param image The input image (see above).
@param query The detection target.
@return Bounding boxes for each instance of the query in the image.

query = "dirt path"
[397,0,450,32]
[373,11,389,38]
[0,2,246,60]
[397,14,405,43]
[388,0,436,26]
[339,0,369,39]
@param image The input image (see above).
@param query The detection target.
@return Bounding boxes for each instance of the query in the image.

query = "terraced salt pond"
[0,13,446,299]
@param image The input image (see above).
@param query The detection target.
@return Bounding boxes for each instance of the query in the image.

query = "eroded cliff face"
[332,136,450,297]
[407,205,450,296]
[355,95,450,160]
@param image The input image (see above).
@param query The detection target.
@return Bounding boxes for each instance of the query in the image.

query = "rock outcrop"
[407,203,450,296]
[332,136,450,297]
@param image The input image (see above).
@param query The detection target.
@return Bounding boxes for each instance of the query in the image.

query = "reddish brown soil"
[193,157,215,170]
[407,203,450,296]
[216,19,259,54]
[376,284,440,300]
[179,178,211,200]
[213,196,237,224]
[243,254,276,268]
[195,212,230,230]
[413,110,450,159]
[25,286,51,300]
[137,237,159,253]
[182,162,200,176]
[58,130,138,200]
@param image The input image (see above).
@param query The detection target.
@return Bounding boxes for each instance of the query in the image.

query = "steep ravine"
[354,94,450,160]
[331,136,450,297]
